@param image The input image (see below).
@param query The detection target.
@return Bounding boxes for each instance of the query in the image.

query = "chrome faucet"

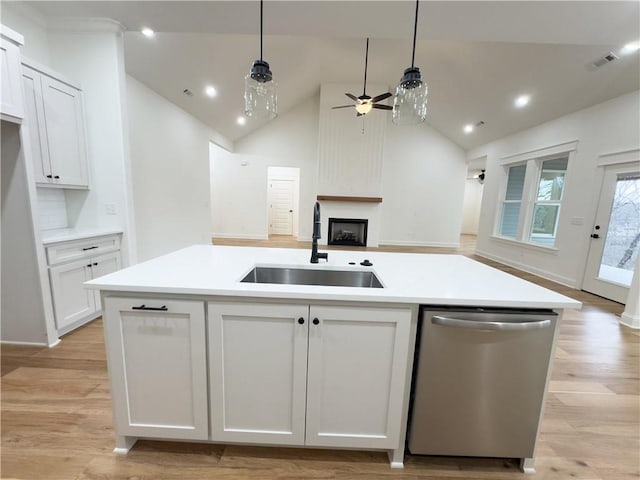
[310,202,328,263]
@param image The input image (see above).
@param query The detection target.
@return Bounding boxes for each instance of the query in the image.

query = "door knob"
[590,234,600,239]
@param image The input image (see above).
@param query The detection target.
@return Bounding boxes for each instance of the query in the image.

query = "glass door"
[583,163,640,303]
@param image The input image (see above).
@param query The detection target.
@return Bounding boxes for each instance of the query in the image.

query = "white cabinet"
[305,305,411,449]
[207,301,412,449]
[103,297,208,440]
[0,25,24,122]
[46,234,121,333]
[22,63,89,188]
[207,303,309,445]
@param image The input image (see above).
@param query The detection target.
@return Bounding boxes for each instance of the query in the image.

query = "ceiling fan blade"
[371,92,392,103]
[332,105,355,109]
[345,93,358,102]
[372,104,393,110]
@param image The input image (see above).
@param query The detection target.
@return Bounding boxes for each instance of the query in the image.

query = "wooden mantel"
[317,195,383,203]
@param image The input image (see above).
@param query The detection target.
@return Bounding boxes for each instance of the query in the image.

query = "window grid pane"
[500,202,521,238]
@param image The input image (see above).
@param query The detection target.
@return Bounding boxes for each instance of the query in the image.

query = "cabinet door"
[306,305,412,449]
[22,68,52,183]
[0,38,24,120]
[40,76,88,187]
[49,259,95,330]
[89,251,121,312]
[208,302,309,445]
[103,297,208,440]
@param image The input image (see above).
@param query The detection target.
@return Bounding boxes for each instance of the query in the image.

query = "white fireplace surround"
[319,201,380,247]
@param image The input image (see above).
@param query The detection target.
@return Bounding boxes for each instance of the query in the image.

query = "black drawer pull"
[132,305,168,311]
[86,264,92,268]
[82,246,99,251]
[46,174,52,178]
[54,175,60,179]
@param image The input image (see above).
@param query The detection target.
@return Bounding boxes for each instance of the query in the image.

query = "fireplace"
[328,218,368,247]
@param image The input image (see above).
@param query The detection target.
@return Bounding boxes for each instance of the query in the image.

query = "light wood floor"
[2,235,639,479]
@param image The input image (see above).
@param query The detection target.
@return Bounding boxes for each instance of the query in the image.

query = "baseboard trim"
[1,340,48,347]
[475,249,578,288]
[620,312,640,329]
[212,233,269,240]
[379,240,460,248]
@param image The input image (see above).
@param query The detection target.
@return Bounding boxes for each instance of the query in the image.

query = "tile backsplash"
[37,188,68,230]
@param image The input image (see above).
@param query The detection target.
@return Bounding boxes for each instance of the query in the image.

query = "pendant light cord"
[260,0,264,61]
[411,0,419,68]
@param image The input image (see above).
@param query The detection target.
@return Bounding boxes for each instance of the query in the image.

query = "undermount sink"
[241,267,384,288]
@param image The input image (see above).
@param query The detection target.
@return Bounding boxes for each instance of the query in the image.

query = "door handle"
[432,315,551,331]
[289,210,293,213]
[590,234,600,239]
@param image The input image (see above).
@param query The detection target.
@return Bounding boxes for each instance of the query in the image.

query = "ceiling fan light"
[392,69,428,125]
[355,102,373,115]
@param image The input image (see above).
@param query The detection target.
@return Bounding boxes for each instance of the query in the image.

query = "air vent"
[592,52,618,68]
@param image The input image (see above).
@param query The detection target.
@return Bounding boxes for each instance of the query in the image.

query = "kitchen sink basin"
[240,267,384,288]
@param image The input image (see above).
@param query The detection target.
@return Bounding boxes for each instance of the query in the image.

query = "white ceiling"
[27,1,640,149]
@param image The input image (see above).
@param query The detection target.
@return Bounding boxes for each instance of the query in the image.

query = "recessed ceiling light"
[141,27,155,38]
[205,86,217,98]
[463,124,474,134]
[237,116,247,126]
[515,95,530,108]
[621,42,640,55]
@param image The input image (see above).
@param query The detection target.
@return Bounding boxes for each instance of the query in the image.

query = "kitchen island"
[86,245,581,471]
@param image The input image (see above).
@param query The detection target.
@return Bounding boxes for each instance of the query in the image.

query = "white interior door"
[269,179,294,235]
[583,163,640,303]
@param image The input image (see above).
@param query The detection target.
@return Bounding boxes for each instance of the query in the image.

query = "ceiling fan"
[332,38,392,117]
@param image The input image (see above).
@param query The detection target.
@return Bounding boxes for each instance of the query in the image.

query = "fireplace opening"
[328,218,368,247]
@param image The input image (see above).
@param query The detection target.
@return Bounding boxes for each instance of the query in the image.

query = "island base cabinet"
[103,297,208,441]
[207,301,412,451]
[305,305,412,449]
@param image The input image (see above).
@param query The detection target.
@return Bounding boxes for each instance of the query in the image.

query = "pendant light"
[244,0,277,119]
[392,0,428,125]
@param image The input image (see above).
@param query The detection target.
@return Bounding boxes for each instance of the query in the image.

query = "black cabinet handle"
[298,317,305,325]
[590,234,600,239]
[132,305,168,311]
[86,264,92,268]
[82,246,99,251]
[93,262,98,266]
[312,318,320,325]
[54,175,60,179]
[46,175,52,178]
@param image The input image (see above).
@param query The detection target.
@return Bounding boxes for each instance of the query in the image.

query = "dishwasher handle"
[432,315,552,331]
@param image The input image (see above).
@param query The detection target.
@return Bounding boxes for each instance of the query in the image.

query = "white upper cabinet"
[0,25,24,122]
[22,63,89,188]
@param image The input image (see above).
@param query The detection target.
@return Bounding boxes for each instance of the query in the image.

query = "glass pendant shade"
[392,67,428,125]
[244,60,277,119]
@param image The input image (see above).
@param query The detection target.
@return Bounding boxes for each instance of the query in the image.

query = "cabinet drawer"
[46,235,121,265]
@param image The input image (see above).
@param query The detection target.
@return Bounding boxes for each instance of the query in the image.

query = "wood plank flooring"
[2,235,638,479]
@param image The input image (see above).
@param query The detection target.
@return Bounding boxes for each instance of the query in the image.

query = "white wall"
[380,121,467,246]
[127,76,231,261]
[469,90,640,287]
[211,95,319,241]
[211,93,468,246]
[0,2,50,64]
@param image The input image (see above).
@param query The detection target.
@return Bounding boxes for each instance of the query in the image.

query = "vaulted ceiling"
[27,1,640,149]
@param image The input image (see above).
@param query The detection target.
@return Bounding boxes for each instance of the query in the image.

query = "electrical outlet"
[105,203,117,215]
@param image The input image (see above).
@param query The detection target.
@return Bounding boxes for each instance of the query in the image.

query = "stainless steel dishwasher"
[408,306,557,464]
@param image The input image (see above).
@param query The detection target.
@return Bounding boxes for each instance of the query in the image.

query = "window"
[529,157,568,245]
[497,154,570,248]
[499,164,526,238]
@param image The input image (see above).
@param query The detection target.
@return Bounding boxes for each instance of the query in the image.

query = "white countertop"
[41,227,123,245]
[85,245,581,309]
